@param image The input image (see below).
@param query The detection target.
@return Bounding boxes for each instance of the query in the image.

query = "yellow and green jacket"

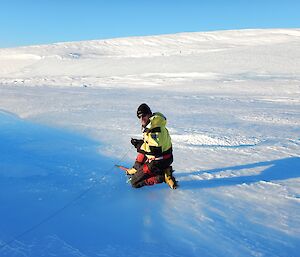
[139,112,172,159]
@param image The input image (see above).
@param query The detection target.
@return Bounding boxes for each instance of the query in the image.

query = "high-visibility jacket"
[140,112,172,159]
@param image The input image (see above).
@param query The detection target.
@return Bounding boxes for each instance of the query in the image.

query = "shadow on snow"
[177,157,300,189]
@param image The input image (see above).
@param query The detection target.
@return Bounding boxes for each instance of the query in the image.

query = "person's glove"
[131,138,143,149]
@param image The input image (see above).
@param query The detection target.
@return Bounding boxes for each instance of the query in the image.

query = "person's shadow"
[176,157,300,189]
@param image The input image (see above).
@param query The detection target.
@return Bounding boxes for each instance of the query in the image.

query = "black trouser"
[130,156,173,188]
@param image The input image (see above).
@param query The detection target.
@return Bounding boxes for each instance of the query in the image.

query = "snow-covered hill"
[1,29,300,87]
[0,29,300,257]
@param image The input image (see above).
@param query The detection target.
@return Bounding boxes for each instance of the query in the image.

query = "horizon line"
[1,26,300,50]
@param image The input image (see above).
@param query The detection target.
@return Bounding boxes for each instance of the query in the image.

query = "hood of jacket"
[145,112,167,131]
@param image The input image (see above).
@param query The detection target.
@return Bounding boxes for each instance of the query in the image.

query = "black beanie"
[137,103,152,118]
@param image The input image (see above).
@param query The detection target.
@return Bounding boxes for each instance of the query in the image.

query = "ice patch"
[0,235,88,257]
[172,134,261,148]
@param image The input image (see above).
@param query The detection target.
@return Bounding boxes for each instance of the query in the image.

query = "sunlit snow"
[0,29,300,257]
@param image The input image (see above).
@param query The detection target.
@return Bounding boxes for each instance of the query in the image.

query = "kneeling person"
[129,103,177,189]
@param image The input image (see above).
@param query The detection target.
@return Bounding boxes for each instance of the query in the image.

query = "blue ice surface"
[1,111,300,257]
[0,111,181,257]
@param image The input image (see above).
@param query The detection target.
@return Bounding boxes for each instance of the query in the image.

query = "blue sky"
[1,0,299,48]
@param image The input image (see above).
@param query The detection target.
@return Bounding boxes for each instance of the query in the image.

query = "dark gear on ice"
[128,103,177,189]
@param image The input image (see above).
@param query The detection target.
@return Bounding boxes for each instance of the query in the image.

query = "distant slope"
[0,29,300,87]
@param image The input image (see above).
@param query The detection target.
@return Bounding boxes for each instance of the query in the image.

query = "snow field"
[0,29,300,256]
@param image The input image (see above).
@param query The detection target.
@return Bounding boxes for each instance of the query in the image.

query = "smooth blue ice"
[1,111,299,257]
[0,111,180,257]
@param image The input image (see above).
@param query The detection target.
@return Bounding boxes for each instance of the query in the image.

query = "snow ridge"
[1,29,300,87]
